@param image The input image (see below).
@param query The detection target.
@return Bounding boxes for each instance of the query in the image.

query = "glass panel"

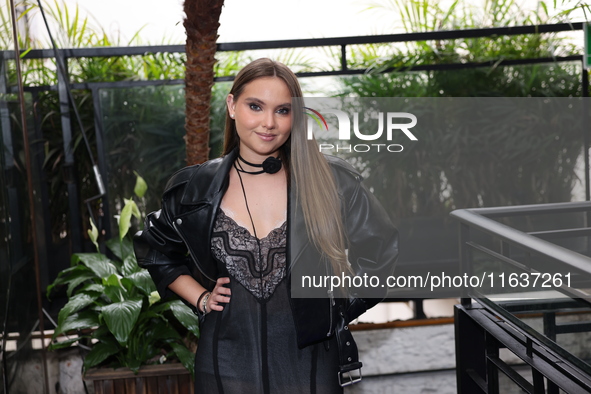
[0,85,47,392]
[98,83,229,235]
[292,96,586,299]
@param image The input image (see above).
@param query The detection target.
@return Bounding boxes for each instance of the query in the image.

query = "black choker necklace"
[237,154,282,175]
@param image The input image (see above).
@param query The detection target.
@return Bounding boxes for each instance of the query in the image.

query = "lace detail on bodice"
[211,209,287,302]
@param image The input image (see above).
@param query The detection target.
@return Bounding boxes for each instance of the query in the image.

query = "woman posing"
[134,58,398,393]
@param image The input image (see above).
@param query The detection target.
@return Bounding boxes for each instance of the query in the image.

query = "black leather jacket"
[133,148,398,348]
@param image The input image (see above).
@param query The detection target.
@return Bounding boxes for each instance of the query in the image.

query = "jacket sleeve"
[133,169,194,298]
[338,168,399,322]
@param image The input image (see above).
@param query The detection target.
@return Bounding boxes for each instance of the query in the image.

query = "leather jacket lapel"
[179,148,237,205]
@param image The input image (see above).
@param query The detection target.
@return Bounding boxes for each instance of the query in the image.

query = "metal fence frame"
[451,202,591,393]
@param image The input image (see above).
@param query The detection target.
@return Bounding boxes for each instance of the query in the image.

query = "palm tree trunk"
[183,0,224,165]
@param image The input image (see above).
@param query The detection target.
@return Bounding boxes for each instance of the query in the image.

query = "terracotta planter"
[84,363,194,394]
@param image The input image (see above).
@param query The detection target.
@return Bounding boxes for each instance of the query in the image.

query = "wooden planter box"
[84,364,194,394]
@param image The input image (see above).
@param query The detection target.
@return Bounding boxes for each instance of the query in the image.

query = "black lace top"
[193,208,342,394]
[211,209,287,302]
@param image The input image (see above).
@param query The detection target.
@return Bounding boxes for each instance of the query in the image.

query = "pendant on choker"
[237,154,282,175]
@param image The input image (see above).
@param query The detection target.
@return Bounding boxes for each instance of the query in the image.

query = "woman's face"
[226,76,292,161]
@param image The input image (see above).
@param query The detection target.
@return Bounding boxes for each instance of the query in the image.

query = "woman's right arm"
[134,166,231,313]
[135,208,232,313]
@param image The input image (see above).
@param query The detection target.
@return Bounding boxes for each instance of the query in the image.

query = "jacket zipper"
[327,289,335,336]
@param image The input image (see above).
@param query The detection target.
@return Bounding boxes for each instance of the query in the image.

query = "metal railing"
[451,202,591,393]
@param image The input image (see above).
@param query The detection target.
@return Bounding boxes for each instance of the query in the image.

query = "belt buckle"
[338,368,362,387]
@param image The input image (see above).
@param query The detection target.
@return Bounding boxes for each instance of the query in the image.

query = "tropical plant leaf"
[102,298,143,345]
[57,292,99,329]
[103,275,126,303]
[142,319,181,344]
[120,277,134,294]
[150,301,173,314]
[169,300,200,338]
[74,253,118,278]
[48,336,82,350]
[125,357,142,374]
[121,254,141,276]
[79,283,105,294]
[127,270,156,296]
[65,271,98,298]
[170,341,195,378]
[106,237,135,261]
[46,264,94,298]
[103,273,122,288]
[83,340,120,370]
[56,310,100,335]
[91,324,111,339]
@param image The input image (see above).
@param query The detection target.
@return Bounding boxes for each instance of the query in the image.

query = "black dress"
[194,208,342,394]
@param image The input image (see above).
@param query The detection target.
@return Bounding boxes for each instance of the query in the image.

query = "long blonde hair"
[222,58,350,279]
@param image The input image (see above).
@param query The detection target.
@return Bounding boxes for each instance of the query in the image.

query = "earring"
[230,113,235,118]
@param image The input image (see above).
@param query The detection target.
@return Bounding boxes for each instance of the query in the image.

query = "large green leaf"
[169,300,200,338]
[48,336,82,350]
[83,340,120,370]
[56,310,100,336]
[143,319,181,343]
[106,237,134,261]
[127,270,156,296]
[150,301,173,314]
[91,325,111,341]
[47,264,97,298]
[79,283,105,294]
[74,253,118,278]
[103,273,122,288]
[57,293,99,328]
[170,341,195,377]
[101,298,143,345]
[46,265,91,298]
[103,285,125,304]
[101,273,126,303]
[120,277,134,294]
[65,271,99,297]
[121,254,140,276]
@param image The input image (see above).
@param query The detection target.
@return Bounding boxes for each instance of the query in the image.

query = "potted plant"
[47,176,198,393]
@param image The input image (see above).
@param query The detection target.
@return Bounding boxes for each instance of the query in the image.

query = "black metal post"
[485,331,500,394]
[91,87,111,243]
[459,222,472,307]
[29,90,50,290]
[455,305,487,393]
[56,52,83,252]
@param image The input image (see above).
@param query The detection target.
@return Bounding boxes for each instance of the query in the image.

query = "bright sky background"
[59,0,397,45]
[20,0,582,48]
